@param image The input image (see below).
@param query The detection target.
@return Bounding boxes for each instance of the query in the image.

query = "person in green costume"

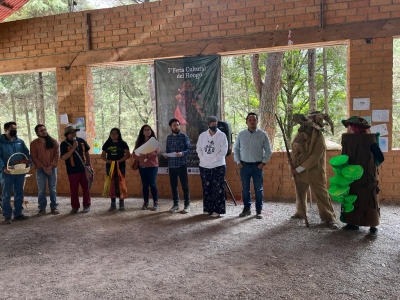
[341,116,384,237]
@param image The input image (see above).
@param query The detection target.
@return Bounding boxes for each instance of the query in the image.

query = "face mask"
[9,130,17,137]
[209,126,217,132]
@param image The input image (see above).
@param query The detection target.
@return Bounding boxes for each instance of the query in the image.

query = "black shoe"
[4,217,12,224]
[82,206,90,213]
[256,210,263,219]
[141,202,149,210]
[239,208,251,217]
[368,227,378,237]
[342,224,360,230]
[119,200,125,211]
[109,205,117,212]
[70,208,79,214]
[14,214,29,221]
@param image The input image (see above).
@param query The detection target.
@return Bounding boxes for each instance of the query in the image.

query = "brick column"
[347,37,393,148]
[347,38,396,200]
[56,66,96,148]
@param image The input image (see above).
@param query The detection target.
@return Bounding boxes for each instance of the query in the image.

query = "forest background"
[1,0,400,151]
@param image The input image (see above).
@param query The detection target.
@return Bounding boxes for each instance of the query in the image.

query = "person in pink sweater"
[132,125,160,211]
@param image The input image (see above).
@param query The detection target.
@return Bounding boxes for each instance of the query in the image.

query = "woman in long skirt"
[196,116,228,217]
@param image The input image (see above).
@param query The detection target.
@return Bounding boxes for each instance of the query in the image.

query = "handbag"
[102,161,115,197]
[66,140,94,189]
[132,159,139,170]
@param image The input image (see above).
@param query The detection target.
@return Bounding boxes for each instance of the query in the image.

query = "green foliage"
[222,46,347,148]
[4,0,94,21]
[0,72,58,143]
[91,65,154,149]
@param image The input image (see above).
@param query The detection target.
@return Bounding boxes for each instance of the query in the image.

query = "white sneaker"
[169,205,179,213]
[211,212,220,218]
[182,206,190,214]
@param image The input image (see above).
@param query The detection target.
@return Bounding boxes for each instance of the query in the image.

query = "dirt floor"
[0,196,400,300]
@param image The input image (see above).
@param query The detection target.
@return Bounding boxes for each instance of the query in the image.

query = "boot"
[109,198,116,212]
[119,199,125,211]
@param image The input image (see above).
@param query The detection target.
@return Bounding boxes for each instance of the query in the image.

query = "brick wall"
[25,149,349,202]
[2,0,400,60]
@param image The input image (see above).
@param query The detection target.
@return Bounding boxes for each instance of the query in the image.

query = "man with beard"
[290,111,339,229]
[0,121,31,224]
[60,125,92,214]
[30,124,60,216]
[163,118,192,213]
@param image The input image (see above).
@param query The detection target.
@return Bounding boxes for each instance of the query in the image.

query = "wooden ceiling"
[0,0,30,23]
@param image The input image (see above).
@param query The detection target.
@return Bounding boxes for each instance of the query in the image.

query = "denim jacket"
[0,134,31,177]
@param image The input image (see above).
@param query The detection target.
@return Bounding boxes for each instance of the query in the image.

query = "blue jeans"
[139,167,158,204]
[37,167,58,210]
[1,173,26,218]
[240,163,264,211]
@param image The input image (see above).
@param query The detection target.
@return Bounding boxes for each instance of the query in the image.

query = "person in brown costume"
[341,116,384,237]
[290,111,339,229]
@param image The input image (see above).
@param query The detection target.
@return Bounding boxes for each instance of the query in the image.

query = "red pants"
[68,171,91,209]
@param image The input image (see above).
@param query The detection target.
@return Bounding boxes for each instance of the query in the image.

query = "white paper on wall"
[370,123,388,136]
[353,98,370,110]
[372,110,390,122]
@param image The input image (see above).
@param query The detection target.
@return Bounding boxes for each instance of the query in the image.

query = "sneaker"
[327,221,339,230]
[4,217,12,224]
[82,207,90,213]
[141,203,149,210]
[152,205,159,211]
[37,209,46,216]
[169,205,179,213]
[239,208,251,217]
[14,214,29,221]
[182,206,190,214]
[70,208,79,214]
[203,211,210,215]
[256,211,263,219]
[342,224,359,230]
[211,212,220,218]
[50,208,60,215]
[368,227,378,237]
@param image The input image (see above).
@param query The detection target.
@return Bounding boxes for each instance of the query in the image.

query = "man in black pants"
[163,118,192,214]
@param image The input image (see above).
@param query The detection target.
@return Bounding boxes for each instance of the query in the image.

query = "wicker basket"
[7,153,30,175]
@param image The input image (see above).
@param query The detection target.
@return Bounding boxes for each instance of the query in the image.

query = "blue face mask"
[209,126,217,132]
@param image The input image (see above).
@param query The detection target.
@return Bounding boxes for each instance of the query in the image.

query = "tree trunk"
[308,49,317,113]
[323,48,329,114]
[251,54,262,102]
[118,79,122,129]
[24,99,32,143]
[149,64,157,132]
[259,52,284,147]
[37,72,46,124]
[11,94,16,121]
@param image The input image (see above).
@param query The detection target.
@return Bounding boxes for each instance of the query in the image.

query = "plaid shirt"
[165,132,191,168]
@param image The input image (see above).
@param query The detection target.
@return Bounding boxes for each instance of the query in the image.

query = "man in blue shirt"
[163,118,191,213]
[234,113,272,219]
[0,121,31,224]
